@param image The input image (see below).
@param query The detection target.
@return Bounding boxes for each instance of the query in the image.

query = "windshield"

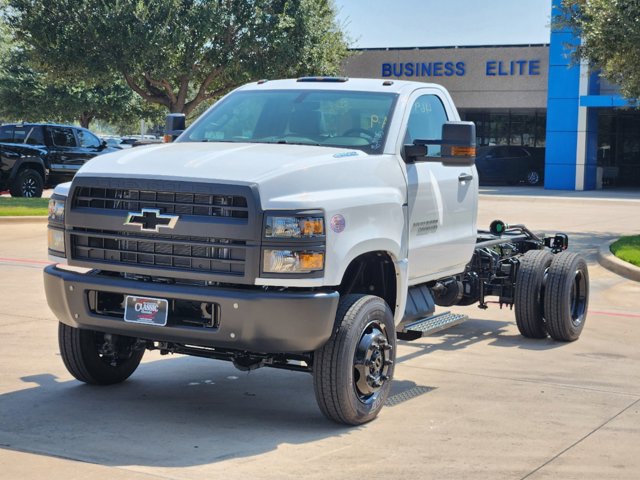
[179,89,398,154]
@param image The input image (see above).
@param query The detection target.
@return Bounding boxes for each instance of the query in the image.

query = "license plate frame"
[124,295,168,326]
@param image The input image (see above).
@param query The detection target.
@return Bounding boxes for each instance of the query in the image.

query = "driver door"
[404,91,477,281]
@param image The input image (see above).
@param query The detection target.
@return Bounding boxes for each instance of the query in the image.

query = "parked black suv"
[0,123,118,197]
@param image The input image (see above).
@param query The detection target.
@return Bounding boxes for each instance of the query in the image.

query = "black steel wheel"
[514,249,553,338]
[58,323,145,385]
[544,252,589,341]
[10,168,44,198]
[525,170,541,186]
[313,294,396,425]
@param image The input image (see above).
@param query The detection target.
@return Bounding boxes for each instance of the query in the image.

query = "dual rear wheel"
[515,250,589,341]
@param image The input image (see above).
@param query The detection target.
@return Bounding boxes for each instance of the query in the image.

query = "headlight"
[48,195,66,257]
[47,228,65,256]
[263,249,324,273]
[264,215,324,239]
[48,197,65,223]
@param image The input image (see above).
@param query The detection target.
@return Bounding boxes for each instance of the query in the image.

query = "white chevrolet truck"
[44,78,589,425]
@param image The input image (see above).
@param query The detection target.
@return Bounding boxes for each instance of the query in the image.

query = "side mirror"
[403,143,428,162]
[412,121,476,166]
[164,113,186,142]
[100,140,108,149]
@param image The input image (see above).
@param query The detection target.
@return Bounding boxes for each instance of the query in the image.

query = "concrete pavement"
[0,192,639,480]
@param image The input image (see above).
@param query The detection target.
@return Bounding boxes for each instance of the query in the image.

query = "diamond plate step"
[403,311,468,337]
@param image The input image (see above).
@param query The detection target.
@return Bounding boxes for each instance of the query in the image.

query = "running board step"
[397,312,468,341]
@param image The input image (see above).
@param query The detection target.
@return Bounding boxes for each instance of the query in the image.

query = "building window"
[598,109,640,187]
[461,109,546,147]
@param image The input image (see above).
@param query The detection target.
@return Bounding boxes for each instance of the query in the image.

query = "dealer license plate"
[124,295,168,326]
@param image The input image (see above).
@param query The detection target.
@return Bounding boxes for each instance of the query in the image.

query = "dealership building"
[342,0,639,190]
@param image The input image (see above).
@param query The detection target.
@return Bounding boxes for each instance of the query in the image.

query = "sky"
[333,0,553,49]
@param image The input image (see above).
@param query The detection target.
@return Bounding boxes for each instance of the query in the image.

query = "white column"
[574,60,590,191]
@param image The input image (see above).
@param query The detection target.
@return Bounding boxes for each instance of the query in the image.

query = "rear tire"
[313,294,396,425]
[544,252,589,341]
[58,323,144,385]
[514,250,553,338]
[10,168,44,198]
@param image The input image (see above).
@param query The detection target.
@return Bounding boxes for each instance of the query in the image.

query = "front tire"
[58,323,145,385]
[313,295,396,425]
[10,168,44,198]
[544,252,589,341]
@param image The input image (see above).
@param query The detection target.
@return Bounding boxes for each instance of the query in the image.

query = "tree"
[6,0,350,116]
[558,0,640,102]
[0,41,158,129]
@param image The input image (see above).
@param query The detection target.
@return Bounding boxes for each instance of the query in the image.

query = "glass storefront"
[597,109,640,187]
[461,109,547,147]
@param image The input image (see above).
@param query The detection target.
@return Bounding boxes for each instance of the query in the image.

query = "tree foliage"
[6,0,350,115]
[0,48,148,128]
[558,0,640,102]
[0,19,161,130]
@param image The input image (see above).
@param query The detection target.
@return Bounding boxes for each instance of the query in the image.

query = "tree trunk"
[79,112,94,129]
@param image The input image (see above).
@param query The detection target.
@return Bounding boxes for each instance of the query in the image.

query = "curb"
[0,216,48,224]
[598,239,640,282]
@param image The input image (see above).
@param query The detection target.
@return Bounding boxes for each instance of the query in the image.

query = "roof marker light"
[297,76,349,83]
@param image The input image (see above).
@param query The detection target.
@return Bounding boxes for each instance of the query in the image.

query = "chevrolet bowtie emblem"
[124,209,179,232]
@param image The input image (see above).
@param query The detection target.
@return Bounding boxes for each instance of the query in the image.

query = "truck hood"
[75,142,406,211]
[78,142,367,184]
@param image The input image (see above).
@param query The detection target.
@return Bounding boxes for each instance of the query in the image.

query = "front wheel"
[58,323,145,385]
[313,295,396,425]
[10,168,44,198]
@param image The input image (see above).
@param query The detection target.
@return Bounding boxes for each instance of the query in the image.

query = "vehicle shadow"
[396,317,565,364]
[0,357,338,467]
[0,355,427,468]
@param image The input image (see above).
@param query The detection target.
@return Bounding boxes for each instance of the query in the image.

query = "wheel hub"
[353,323,392,400]
[23,178,37,197]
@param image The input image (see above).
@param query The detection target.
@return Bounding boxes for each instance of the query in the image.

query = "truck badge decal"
[413,219,439,235]
[333,151,359,158]
[124,209,179,232]
[330,214,346,233]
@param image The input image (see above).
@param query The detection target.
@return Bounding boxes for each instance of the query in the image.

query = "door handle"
[458,173,473,182]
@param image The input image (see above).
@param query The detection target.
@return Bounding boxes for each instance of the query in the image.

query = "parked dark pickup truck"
[0,123,118,197]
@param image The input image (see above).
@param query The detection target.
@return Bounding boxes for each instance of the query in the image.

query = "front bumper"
[44,265,339,353]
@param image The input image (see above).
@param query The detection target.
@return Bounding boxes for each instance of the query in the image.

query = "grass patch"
[0,197,49,216]
[610,235,640,267]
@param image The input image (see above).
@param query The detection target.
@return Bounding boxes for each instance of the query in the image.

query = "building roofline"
[349,43,550,52]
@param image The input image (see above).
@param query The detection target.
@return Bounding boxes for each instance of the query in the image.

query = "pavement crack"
[520,397,640,480]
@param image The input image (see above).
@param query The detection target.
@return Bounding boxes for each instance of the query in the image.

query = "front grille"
[71,228,246,276]
[73,187,248,220]
[66,178,260,283]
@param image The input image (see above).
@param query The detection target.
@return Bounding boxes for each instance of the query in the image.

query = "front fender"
[335,239,409,326]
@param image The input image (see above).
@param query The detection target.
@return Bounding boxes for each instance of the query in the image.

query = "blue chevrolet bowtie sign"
[382,59,541,78]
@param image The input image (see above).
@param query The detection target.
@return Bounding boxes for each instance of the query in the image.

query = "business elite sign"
[382,59,541,78]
